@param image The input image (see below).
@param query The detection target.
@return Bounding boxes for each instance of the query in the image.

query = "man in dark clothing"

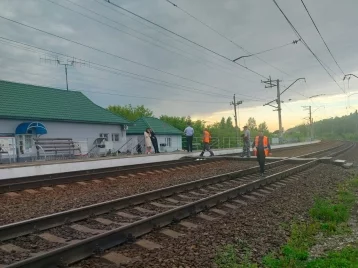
[149,129,160,153]
[252,131,271,177]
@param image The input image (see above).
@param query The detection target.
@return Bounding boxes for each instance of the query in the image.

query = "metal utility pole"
[41,58,83,90]
[263,77,305,144]
[302,106,313,140]
[230,94,243,146]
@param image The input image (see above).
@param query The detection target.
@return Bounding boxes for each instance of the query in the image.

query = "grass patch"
[263,177,358,267]
[215,244,258,268]
[214,177,358,267]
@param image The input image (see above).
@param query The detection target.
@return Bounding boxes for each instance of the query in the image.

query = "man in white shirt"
[184,123,194,152]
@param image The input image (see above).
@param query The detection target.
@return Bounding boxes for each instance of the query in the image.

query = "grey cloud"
[0,0,357,119]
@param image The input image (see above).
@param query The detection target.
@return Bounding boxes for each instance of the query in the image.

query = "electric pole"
[263,77,306,144]
[230,94,243,146]
[302,106,313,141]
[41,57,83,90]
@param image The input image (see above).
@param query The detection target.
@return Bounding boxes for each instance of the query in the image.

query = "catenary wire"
[0,36,268,101]
[164,0,293,77]
[0,17,265,99]
[46,0,256,83]
[271,0,345,94]
[102,0,268,79]
[299,0,345,76]
[0,67,236,104]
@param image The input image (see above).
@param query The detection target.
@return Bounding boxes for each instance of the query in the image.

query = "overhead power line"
[46,0,256,83]
[0,36,267,102]
[102,0,268,79]
[271,0,345,94]
[164,0,294,77]
[0,15,265,99]
[299,0,345,76]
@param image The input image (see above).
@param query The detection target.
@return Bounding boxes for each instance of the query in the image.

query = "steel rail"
[6,159,318,268]
[296,142,352,158]
[0,159,290,241]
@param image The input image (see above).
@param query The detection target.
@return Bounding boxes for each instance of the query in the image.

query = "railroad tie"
[91,180,102,184]
[150,202,177,208]
[116,211,140,219]
[160,229,185,239]
[232,199,248,205]
[76,182,87,186]
[38,233,67,244]
[70,224,105,235]
[165,198,181,204]
[223,203,239,209]
[107,177,117,181]
[179,221,198,229]
[210,208,227,216]
[135,239,163,250]
[94,218,115,225]
[0,244,29,253]
[102,252,136,265]
[198,213,217,221]
[250,192,265,198]
[56,185,66,189]
[134,207,156,214]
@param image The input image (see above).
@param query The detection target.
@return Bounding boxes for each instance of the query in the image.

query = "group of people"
[184,123,214,157]
[143,128,159,154]
[185,122,271,177]
[146,123,271,177]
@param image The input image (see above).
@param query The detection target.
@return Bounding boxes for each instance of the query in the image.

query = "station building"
[0,80,131,162]
[127,117,183,153]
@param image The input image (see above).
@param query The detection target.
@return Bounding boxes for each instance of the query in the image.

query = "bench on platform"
[34,138,81,160]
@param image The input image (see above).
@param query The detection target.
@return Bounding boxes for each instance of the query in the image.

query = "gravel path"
[74,163,351,268]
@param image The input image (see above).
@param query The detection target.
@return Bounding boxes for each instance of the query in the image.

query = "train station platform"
[0,140,320,180]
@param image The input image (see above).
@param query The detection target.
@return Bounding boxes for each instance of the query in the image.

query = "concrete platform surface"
[0,141,320,180]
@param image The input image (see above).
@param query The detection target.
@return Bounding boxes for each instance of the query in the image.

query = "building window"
[100,133,109,141]
[165,137,172,147]
[24,135,33,150]
[112,133,120,142]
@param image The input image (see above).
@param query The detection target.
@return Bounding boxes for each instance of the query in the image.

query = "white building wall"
[0,119,126,158]
[127,134,182,153]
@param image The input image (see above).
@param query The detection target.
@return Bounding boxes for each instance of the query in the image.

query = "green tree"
[247,117,257,131]
[258,122,269,132]
[220,117,226,129]
[108,104,153,121]
[226,117,233,128]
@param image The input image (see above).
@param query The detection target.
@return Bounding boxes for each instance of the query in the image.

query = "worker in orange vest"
[199,128,214,157]
[252,131,271,177]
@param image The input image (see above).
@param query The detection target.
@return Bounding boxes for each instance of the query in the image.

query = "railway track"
[0,141,347,194]
[0,158,219,194]
[0,142,354,267]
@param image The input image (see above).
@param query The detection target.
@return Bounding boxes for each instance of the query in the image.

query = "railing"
[182,136,243,151]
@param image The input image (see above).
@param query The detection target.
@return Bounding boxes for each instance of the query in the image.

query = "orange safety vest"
[203,130,210,143]
[253,136,269,156]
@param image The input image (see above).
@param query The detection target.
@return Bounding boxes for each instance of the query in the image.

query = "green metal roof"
[127,117,182,135]
[0,80,130,125]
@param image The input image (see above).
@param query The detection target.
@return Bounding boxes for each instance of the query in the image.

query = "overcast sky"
[0,0,357,130]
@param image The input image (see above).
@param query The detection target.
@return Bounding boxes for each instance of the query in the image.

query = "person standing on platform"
[184,122,194,152]
[241,126,251,158]
[199,128,214,157]
[149,129,159,153]
[252,131,271,177]
[144,128,153,154]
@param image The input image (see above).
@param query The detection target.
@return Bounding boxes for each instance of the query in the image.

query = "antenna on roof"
[40,56,86,91]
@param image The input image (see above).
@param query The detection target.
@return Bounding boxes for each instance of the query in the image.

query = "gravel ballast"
[74,163,351,268]
[0,142,344,226]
